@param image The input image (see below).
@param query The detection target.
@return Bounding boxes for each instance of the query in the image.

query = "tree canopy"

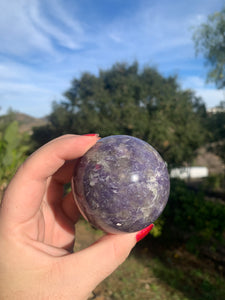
[193,7,225,88]
[32,62,206,167]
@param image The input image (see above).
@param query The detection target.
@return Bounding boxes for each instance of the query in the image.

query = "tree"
[193,7,225,88]
[32,62,206,167]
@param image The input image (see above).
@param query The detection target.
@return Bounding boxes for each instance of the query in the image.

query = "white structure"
[207,107,225,114]
[170,167,209,179]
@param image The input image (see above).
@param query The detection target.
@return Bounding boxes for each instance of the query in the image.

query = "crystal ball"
[72,135,170,233]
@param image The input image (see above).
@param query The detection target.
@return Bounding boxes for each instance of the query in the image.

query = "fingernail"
[136,224,154,242]
[83,134,99,137]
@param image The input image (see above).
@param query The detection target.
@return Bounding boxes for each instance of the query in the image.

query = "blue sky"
[0,0,225,118]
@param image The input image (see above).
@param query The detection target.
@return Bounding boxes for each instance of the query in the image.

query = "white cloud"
[181,76,206,89]
[0,0,85,58]
[108,32,123,43]
[48,0,83,34]
[0,64,20,80]
[189,13,207,27]
[0,0,55,56]
[0,58,67,118]
[0,81,50,93]
[29,0,84,50]
[100,1,195,65]
[181,75,225,108]
[0,60,39,81]
[195,89,225,108]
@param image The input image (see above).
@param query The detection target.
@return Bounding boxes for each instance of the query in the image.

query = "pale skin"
[0,135,139,300]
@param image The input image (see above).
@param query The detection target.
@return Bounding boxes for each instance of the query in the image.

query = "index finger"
[0,134,99,226]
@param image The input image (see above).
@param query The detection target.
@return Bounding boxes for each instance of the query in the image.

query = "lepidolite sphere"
[72,135,170,233]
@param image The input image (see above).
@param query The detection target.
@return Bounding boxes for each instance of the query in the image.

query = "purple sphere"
[72,135,170,233]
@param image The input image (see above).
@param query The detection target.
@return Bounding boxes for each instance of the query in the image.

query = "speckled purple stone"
[72,135,170,233]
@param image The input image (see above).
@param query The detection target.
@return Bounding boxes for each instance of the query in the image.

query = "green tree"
[193,7,225,88]
[193,6,225,163]
[32,62,206,167]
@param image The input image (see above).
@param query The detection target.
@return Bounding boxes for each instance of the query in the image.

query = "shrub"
[0,121,29,192]
[160,179,225,250]
[202,174,225,191]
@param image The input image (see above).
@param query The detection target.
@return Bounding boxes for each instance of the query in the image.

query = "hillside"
[0,112,48,134]
[195,147,225,175]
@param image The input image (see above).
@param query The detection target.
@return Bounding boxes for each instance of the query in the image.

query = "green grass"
[93,246,225,300]
[74,220,225,300]
[95,253,189,300]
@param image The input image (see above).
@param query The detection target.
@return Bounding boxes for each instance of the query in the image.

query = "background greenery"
[32,62,207,168]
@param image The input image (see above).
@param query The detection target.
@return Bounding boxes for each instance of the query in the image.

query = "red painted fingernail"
[136,224,154,242]
[83,133,99,137]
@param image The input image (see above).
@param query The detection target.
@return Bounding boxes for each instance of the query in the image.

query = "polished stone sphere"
[72,135,170,233]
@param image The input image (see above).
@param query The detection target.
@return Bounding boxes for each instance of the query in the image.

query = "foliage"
[193,7,225,88]
[0,121,29,191]
[32,62,206,167]
[0,108,17,131]
[202,173,225,191]
[161,179,225,250]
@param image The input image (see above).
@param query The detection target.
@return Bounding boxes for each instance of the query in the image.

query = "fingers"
[63,232,137,293]
[1,135,99,226]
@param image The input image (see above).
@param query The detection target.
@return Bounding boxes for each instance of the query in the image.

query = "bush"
[202,174,225,191]
[160,179,225,250]
[0,121,29,192]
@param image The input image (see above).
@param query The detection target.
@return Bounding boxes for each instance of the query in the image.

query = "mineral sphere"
[72,135,170,233]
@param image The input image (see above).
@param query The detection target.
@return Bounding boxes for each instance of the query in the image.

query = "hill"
[0,112,48,134]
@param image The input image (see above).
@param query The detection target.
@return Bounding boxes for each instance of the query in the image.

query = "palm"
[32,172,79,253]
[41,193,76,250]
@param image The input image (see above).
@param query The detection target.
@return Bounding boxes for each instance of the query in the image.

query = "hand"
[0,134,151,299]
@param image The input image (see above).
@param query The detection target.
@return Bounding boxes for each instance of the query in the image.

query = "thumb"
[62,224,153,295]
[77,232,136,281]
[61,232,136,296]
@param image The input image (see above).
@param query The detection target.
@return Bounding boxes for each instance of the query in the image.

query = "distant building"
[170,166,209,179]
[207,107,225,114]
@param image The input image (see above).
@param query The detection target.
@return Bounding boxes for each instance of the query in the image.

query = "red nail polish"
[136,224,154,242]
[83,134,99,137]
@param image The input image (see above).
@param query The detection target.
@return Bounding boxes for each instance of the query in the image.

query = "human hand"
[0,134,153,299]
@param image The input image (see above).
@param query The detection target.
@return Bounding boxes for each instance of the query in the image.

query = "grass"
[149,256,225,300]
[95,255,187,300]
[75,220,225,300]
[93,245,225,300]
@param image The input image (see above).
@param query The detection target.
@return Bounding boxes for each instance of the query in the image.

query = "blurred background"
[0,0,225,299]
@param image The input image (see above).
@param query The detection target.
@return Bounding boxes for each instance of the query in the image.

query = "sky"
[0,0,225,118]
